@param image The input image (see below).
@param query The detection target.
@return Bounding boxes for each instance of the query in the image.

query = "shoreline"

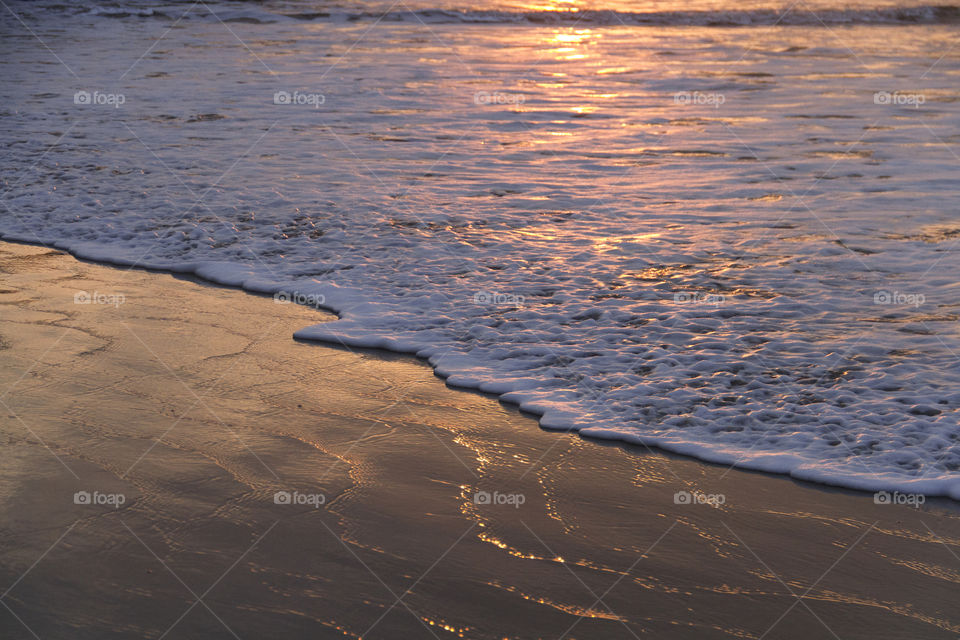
[2,240,960,639]
[4,234,956,501]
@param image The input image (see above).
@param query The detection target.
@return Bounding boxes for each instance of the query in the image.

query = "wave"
[79,4,960,27]
[5,0,960,501]
[305,5,960,26]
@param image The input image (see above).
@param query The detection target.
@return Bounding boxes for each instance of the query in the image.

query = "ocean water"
[2,0,959,497]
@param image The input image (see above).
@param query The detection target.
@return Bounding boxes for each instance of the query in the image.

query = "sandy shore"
[1,240,959,640]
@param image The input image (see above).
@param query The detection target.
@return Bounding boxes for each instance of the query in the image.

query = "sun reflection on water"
[522,0,581,11]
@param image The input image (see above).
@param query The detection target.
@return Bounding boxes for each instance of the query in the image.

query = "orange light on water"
[523,0,580,11]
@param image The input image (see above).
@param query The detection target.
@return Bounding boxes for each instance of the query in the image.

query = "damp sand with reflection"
[1,242,959,639]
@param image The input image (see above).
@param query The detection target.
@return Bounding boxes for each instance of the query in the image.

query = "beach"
[3,0,960,635]
[2,240,959,639]
[4,0,960,497]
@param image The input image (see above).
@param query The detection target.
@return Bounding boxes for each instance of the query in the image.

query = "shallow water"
[2,0,960,496]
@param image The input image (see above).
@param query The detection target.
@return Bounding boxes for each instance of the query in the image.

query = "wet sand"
[1,240,959,640]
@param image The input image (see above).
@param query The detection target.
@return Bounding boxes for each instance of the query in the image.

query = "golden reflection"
[552,32,591,44]
[543,29,596,63]
[533,28,607,121]
[548,29,595,50]
[592,232,664,253]
[532,132,574,144]
[523,0,580,11]
[486,582,625,621]
[419,617,470,638]
[516,229,561,241]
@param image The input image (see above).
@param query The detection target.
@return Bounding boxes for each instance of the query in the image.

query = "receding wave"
[5,0,960,501]
[81,4,960,26]
[326,5,960,26]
